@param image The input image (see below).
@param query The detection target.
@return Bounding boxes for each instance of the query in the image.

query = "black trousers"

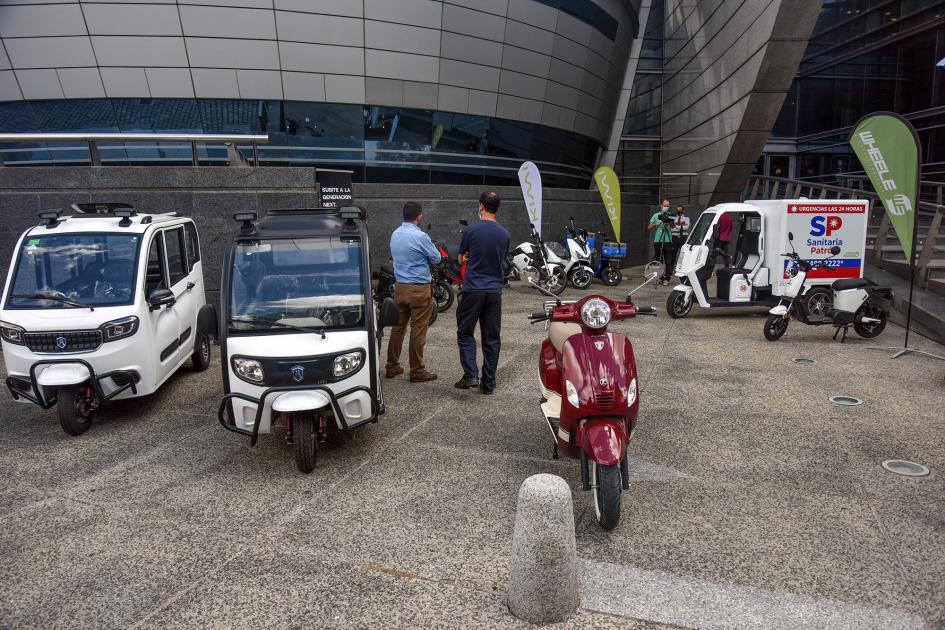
[654,243,674,279]
[456,291,502,389]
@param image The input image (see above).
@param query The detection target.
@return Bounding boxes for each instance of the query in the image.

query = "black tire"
[854,304,887,338]
[592,462,622,530]
[568,266,593,289]
[601,266,622,286]
[191,331,212,371]
[763,314,789,341]
[57,385,94,436]
[428,304,438,325]
[292,414,317,474]
[433,280,454,312]
[544,267,567,296]
[666,290,693,319]
[803,286,833,318]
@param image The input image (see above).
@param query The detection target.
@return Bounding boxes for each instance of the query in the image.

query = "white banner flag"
[518,161,543,237]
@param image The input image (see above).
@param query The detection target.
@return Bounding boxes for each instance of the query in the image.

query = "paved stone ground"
[1,272,943,629]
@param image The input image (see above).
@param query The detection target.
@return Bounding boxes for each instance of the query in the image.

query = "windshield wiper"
[10,292,94,311]
[227,316,326,339]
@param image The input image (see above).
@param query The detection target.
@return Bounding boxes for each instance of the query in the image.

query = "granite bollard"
[507,473,579,623]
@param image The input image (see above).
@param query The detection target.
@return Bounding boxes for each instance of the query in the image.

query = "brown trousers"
[386,283,433,375]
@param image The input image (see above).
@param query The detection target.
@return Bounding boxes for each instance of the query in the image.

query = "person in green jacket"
[648,198,674,284]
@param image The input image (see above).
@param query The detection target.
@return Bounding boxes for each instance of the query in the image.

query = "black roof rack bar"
[71,202,135,214]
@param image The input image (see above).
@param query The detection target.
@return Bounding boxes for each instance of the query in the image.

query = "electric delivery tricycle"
[666,199,869,319]
[218,207,398,473]
[1,203,216,435]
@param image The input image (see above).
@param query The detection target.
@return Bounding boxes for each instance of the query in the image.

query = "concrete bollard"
[507,474,580,624]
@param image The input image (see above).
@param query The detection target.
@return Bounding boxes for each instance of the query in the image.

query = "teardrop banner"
[593,165,621,240]
[849,113,919,257]
[518,161,543,237]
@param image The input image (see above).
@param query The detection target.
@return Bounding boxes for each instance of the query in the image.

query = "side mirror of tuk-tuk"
[379,297,399,328]
[830,245,841,255]
[147,288,176,311]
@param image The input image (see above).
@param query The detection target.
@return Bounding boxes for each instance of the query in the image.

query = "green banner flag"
[849,114,921,258]
[593,166,621,240]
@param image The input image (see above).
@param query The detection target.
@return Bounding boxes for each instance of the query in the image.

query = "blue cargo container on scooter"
[586,232,625,286]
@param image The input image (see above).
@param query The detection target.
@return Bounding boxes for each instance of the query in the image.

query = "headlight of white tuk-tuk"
[0,322,25,345]
[565,379,580,407]
[101,316,139,342]
[332,351,364,378]
[232,357,265,383]
[581,298,611,329]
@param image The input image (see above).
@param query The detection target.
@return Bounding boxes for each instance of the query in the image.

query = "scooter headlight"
[333,351,364,378]
[232,357,265,383]
[0,322,25,345]
[565,379,580,407]
[627,377,637,406]
[581,298,611,329]
[101,316,139,342]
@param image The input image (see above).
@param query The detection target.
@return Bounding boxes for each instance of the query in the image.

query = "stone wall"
[0,167,650,304]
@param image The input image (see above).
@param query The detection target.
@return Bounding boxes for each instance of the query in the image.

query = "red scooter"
[429,220,467,288]
[527,273,657,529]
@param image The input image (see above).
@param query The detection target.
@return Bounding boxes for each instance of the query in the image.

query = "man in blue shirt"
[454,191,510,394]
[387,201,441,383]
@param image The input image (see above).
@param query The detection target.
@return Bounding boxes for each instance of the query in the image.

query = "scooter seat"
[549,322,582,352]
[832,278,873,291]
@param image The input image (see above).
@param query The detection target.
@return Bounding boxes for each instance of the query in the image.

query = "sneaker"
[409,370,438,383]
[479,384,494,395]
[385,366,404,379]
[454,376,480,389]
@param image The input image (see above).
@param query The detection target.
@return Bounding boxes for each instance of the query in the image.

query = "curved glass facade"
[0,98,599,188]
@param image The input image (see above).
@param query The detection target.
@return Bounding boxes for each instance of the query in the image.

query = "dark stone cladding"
[0,167,649,305]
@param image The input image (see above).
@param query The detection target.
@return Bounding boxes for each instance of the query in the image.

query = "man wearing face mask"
[454,191,510,394]
[670,204,690,275]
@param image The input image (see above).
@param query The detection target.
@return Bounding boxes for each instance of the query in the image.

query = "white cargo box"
[745,199,869,297]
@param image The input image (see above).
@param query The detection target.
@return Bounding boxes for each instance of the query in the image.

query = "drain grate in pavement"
[881,460,930,477]
[791,357,816,365]
[829,395,862,406]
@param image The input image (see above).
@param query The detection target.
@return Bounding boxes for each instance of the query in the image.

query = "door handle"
[186,282,195,291]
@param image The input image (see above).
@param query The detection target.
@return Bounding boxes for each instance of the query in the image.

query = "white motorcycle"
[510,225,567,296]
[559,217,594,289]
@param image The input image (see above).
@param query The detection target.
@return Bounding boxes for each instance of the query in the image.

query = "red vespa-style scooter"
[527,274,657,529]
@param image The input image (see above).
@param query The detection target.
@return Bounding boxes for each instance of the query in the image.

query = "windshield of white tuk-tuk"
[5,233,141,309]
[228,237,365,333]
[686,212,716,246]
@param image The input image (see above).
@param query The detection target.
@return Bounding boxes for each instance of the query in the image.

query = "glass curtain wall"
[768,0,945,200]
[0,99,599,188]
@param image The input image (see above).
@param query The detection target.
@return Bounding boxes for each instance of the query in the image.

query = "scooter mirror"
[628,271,659,297]
[830,245,841,255]
[459,219,468,227]
[788,231,794,241]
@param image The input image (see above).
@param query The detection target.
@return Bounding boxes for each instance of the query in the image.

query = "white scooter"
[560,217,594,289]
[763,234,892,342]
[510,225,567,296]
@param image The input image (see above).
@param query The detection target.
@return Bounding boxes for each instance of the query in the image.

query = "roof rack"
[38,210,63,228]
[71,202,135,214]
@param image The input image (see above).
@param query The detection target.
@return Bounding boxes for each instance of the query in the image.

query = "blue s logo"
[810,216,826,236]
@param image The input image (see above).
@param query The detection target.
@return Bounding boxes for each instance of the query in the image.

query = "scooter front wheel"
[601,266,622,286]
[292,414,318,474]
[591,461,622,530]
[57,385,95,436]
[763,314,789,341]
[543,268,567,296]
[666,290,692,319]
[433,280,454,312]
[568,266,593,289]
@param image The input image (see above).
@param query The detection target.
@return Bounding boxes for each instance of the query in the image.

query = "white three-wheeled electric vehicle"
[1,204,216,435]
[666,199,869,319]
[217,207,398,473]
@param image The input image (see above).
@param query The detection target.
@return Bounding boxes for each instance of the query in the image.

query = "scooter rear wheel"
[601,266,622,286]
[292,414,318,474]
[854,304,887,338]
[666,290,692,319]
[433,280,454,312]
[591,461,622,530]
[57,385,94,436]
[763,314,789,341]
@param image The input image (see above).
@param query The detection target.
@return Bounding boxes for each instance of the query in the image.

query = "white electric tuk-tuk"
[1,203,216,435]
[217,207,398,473]
[665,199,869,319]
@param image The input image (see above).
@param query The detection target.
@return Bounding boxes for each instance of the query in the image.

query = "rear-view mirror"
[711,224,720,241]
[459,219,468,227]
[830,245,841,255]
[147,288,176,311]
[788,231,794,241]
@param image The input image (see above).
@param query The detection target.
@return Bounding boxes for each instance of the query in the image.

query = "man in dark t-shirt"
[454,191,511,394]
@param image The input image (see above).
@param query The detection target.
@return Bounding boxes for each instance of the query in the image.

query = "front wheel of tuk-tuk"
[292,414,318,474]
[57,385,94,436]
[666,290,693,319]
